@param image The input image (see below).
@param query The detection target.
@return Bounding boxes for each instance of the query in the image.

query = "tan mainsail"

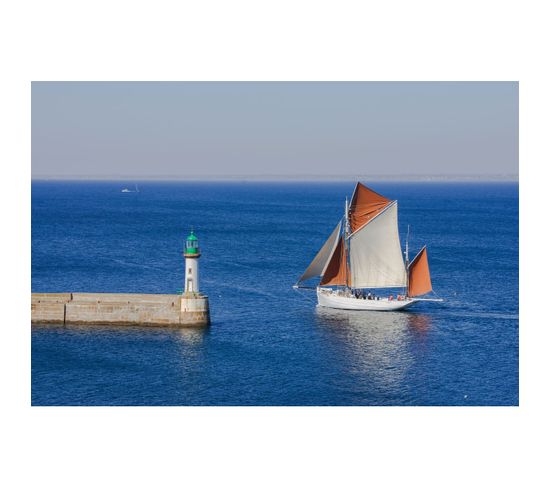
[349,202,407,288]
[320,236,349,286]
[349,182,391,233]
[407,246,432,297]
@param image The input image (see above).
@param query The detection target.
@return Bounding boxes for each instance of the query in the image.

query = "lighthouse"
[180,229,210,325]
[183,230,201,295]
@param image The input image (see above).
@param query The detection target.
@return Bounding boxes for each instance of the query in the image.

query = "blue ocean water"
[31,181,518,406]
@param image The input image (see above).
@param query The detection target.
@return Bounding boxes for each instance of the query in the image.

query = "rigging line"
[293,288,317,302]
[350,203,388,208]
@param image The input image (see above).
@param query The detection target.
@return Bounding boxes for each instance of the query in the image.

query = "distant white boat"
[121,184,140,193]
[294,182,442,312]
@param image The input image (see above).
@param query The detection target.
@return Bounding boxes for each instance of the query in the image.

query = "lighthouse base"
[180,294,210,326]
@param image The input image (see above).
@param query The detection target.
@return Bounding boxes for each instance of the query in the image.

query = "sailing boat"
[121,184,140,193]
[294,182,442,311]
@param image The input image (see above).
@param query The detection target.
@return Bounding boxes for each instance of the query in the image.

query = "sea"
[31,181,519,406]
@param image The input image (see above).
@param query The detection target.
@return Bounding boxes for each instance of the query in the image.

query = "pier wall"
[31,293,210,327]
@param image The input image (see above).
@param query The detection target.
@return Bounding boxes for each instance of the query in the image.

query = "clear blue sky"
[32,81,518,178]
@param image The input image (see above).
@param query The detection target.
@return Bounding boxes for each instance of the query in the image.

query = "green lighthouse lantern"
[184,230,200,257]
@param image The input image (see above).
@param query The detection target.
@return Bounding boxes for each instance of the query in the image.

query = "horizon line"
[31,173,519,183]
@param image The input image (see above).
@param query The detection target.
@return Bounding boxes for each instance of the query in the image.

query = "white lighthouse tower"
[183,230,201,295]
[180,229,210,325]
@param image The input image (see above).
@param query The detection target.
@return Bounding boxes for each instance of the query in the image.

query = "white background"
[1,1,546,486]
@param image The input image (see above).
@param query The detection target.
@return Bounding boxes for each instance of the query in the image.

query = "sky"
[31,81,518,179]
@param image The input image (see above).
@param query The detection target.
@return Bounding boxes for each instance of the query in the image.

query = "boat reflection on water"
[406,313,431,336]
[314,307,432,395]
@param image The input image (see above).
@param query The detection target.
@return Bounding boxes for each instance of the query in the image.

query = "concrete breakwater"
[31,292,210,327]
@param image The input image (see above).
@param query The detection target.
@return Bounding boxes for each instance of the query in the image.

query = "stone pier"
[31,292,210,327]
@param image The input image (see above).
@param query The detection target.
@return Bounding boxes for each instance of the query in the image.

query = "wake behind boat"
[294,182,442,312]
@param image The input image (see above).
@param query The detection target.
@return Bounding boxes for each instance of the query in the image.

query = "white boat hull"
[317,288,418,311]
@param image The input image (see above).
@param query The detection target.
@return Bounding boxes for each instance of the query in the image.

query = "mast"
[344,196,351,290]
[345,196,349,238]
[405,225,410,297]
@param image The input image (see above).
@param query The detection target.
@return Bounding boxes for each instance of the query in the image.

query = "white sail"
[298,221,342,283]
[349,201,407,288]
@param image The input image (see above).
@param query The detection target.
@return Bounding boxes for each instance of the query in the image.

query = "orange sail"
[407,246,432,297]
[320,236,349,286]
[349,182,392,233]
